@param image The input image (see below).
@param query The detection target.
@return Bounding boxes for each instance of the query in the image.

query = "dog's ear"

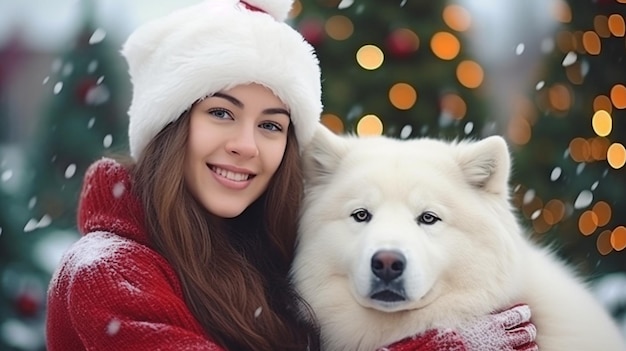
[455,136,511,197]
[302,124,350,185]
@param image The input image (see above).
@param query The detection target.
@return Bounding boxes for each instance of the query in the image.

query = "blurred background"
[0,0,625,349]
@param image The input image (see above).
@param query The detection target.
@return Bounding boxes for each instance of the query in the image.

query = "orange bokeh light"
[431,32,460,60]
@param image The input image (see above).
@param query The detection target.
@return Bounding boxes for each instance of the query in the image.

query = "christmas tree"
[0,2,129,349]
[293,0,625,272]
[292,0,625,330]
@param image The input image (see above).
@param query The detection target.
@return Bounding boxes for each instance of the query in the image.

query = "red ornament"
[16,292,39,317]
[386,29,420,58]
[298,18,325,47]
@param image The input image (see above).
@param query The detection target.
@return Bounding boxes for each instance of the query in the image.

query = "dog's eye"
[418,211,440,225]
[351,208,372,223]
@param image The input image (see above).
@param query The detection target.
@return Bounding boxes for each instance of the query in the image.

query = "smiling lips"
[208,164,255,189]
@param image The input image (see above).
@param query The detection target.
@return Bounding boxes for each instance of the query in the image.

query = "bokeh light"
[592,110,612,137]
[325,15,353,41]
[597,230,614,255]
[387,28,420,55]
[508,116,531,146]
[593,95,612,113]
[321,113,344,134]
[611,226,626,251]
[608,14,625,37]
[548,84,572,112]
[456,60,484,89]
[569,137,590,162]
[551,0,572,23]
[592,201,612,227]
[594,15,611,38]
[356,114,383,136]
[442,5,471,32]
[607,143,626,169]
[544,199,566,225]
[289,0,303,18]
[590,137,609,160]
[610,84,626,109]
[582,31,601,55]
[440,93,467,120]
[430,32,460,60]
[579,210,598,236]
[356,45,384,70]
[389,83,417,110]
[556,30,575,53]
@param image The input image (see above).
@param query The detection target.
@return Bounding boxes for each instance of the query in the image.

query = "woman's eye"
[350,208,372,223]
[417,211,440,225]
[259,121,282,132]
[209,108,231,119]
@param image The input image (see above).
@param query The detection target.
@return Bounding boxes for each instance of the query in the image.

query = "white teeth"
[211,166,250,182]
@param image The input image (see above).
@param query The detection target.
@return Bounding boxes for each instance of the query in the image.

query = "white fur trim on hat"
[122,0,322,160]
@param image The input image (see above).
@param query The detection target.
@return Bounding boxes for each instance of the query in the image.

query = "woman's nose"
[225,126,259,158]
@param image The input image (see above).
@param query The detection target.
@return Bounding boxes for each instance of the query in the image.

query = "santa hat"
[122,0,322,160]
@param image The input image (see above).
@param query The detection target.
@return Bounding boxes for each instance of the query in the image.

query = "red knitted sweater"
[45,158,466,351]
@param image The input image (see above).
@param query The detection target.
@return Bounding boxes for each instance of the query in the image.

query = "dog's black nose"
[371,250,405,283]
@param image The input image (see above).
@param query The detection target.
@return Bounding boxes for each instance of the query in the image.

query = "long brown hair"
[132,111,315,350]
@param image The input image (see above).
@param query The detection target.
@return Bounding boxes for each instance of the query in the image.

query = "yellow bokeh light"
[593,95,612,113]
[357,114,383,136]
[582,31,601,55]
[325,15,354,41]
[608,14,625,37]
[592,201,611,227]
[441,93,467,120]
[607,143,626,169]
[430,32,460,60]
[443,5,472,32]
[611,226,626,251]
[597,230,614,255]
[389,83,418,110]
[456,60,484,89]
[579,210,598,236]
[592,110,612,137]
[356,45,384,70]
[321,113,344,134]
[610,84,626,109]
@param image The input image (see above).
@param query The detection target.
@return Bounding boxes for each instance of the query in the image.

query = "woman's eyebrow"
[212,92,290,117]
[212,92,243,108]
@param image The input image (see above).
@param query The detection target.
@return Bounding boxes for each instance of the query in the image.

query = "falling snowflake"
[64,164,76,179]
[89,28,107,45]
[574,190,593,209]
[107,318,121,336]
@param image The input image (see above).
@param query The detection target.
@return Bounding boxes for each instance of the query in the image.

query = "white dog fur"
[290,126,626,351]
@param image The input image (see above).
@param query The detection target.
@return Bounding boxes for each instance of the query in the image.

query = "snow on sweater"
[45,158,225,351]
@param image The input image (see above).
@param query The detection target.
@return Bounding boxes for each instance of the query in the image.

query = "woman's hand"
[381,304,538,351]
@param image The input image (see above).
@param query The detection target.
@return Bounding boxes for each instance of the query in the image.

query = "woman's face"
[184,83,290,218]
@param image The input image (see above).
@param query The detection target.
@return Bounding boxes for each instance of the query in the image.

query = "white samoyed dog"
[291,126,626,351]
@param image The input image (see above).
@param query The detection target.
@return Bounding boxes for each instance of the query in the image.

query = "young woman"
[46,0,538,350]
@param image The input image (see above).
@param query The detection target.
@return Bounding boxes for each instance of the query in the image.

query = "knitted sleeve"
[49,232,225,351]
[382,329,467,351]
